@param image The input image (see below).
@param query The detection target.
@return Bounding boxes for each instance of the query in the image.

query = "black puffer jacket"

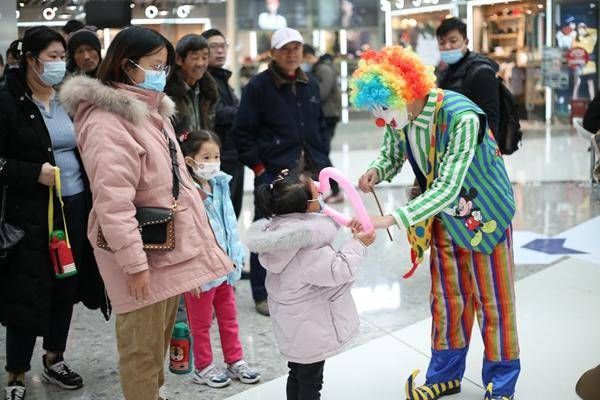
[208,66,240,164]
[0,69,110,333]
[437,51,500,136]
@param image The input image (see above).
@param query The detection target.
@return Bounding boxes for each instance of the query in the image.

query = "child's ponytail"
[255,183,275,217]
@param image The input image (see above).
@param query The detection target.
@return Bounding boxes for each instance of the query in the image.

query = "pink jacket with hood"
[59,75,232,314]
[246,213,367,364]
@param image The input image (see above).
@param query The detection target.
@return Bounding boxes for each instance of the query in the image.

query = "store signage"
[380,0,450,12]
[542,47,569,90]
[565,47,590,69]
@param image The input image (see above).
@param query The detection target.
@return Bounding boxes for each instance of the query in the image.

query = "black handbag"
[97,130,182,251]
[0,185,25,258]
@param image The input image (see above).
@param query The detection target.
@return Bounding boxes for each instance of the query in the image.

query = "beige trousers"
[115,295,179,400]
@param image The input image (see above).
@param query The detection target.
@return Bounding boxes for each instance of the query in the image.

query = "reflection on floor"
[0,122,598,400]
[227,257,600,400]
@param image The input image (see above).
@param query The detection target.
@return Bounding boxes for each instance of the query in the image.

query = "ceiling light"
[145,5,158,19]
[177,5,191,18]
[43,7,56,20]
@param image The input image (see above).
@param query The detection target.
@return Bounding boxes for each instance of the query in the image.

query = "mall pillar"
[0,1,18,63]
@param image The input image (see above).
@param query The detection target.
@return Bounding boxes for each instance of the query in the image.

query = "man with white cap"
[233,28,329,316]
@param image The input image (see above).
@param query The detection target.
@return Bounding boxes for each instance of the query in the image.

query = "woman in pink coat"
[59,27,232,400]
[246,170,375,400]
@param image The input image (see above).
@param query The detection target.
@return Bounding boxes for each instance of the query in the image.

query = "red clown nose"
[375,118,386,127]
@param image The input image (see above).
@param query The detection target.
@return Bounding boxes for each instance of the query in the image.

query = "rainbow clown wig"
[350,46,436,111]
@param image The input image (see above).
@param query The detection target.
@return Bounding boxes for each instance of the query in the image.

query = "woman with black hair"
[60,26,232,400]
[0,26,109,400]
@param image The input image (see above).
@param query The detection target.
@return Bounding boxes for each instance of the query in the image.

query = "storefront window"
[469,1,547,121]
[552,0,598,121]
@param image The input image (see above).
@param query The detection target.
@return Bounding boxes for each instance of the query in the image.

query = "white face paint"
[371,105,410,130]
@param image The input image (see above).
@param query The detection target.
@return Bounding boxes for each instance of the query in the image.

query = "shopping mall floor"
[1,120,599,400]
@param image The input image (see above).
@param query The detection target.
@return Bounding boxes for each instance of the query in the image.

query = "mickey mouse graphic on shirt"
[448,187,498,247]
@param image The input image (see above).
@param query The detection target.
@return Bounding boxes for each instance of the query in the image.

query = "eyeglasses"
[209,42,229,50]
[129,59,170,74]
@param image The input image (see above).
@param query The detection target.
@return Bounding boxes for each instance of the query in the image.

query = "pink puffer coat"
[59,76,232,314]
[246,213,367,364]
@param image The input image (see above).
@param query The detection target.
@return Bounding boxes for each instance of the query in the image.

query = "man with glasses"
[165,34,218,134]
[201,29,244,218]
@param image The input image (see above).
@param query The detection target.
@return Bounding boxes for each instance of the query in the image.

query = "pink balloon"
[314,167,374,233]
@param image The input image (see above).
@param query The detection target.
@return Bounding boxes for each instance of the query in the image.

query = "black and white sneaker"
[41,355,83,390]
[4,380,26,400]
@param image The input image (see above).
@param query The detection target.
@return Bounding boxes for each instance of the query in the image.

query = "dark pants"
[4,192,87,373]
[250,174,269,301]
[286,361,325,400]
[222,159,245,219]
[322,117,340,195]
[5,302,73,373]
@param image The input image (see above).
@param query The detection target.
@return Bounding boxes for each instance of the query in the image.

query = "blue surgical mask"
[137,69,167,92]
[300,62,311,73]
[440,48,464,65]
[130,60,167,92]
[36,60,66,86]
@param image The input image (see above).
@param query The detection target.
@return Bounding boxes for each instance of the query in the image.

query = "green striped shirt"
[370,90,480,228]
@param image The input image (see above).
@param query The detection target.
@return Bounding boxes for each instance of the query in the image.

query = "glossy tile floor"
[1,120,599,400]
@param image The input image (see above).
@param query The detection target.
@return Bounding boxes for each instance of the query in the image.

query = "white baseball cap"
[271,28,304,50]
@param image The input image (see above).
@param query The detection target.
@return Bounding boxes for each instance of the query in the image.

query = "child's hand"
[349,218,363,233]
[189,288,202,297]
[355,230,376,247]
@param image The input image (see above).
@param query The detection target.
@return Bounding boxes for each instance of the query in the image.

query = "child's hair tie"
[178,130,190,142]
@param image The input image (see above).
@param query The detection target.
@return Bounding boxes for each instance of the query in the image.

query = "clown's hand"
[358,168,379,193]
[370,215,396,230]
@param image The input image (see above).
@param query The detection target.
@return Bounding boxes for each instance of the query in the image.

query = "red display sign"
[566,47,590,68]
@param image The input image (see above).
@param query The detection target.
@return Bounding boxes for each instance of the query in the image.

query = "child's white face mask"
[307,196,325,213]
[192,161,221,180]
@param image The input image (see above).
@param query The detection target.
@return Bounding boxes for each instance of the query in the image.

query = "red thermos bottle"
[49,230,77,279]
[169,322,192,374]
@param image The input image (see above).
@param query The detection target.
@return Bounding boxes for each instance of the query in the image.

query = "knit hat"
[68,26,101,54]
[67,26,101,72]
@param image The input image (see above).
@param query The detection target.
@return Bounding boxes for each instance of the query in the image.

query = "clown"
[352,46,520,400]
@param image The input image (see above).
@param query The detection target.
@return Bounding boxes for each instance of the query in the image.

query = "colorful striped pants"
[425,219,520,396]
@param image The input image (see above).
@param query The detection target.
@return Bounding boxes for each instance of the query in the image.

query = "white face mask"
[191,161,221,180]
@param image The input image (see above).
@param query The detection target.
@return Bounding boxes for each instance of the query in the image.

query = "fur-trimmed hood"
[59,75,176,125]
[246,213,339,273]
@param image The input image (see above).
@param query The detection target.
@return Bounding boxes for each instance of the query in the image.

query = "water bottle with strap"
[48,167,77,279]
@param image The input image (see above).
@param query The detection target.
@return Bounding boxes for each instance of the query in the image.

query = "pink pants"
[184,283,243,370]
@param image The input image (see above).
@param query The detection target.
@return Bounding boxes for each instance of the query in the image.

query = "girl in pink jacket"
[246,170,376,400]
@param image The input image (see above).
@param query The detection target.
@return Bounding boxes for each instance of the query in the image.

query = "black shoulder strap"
[163,130,181,201]
[404,133,427,193]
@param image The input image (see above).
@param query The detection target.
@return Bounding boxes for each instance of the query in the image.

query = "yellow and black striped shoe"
[405,369,461,400]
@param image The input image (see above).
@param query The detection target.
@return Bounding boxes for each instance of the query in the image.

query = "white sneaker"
[192,364,231,388]
[4,381,26,400]
[226,360,261,384]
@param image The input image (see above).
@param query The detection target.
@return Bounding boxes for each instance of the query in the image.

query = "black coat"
[584,93,600,134]
[209,66,240,164]
[233,62,328,175]
[437,51,500,136]
[0,69,109,334]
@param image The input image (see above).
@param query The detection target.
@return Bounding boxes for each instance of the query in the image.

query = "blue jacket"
[233,62,329,175]
[197,173,244,291]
